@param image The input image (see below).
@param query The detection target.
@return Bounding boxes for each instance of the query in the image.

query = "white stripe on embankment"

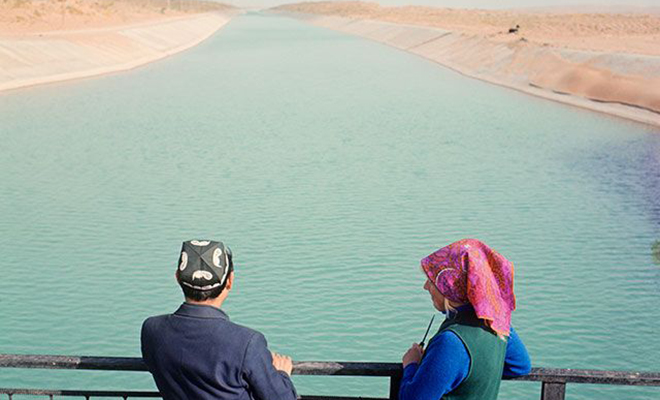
[0,12,236,92]
[277,12,660,128]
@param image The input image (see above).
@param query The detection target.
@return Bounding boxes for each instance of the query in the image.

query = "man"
[141,239,297,400]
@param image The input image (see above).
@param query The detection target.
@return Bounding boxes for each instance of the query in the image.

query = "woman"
[399,239,531,400]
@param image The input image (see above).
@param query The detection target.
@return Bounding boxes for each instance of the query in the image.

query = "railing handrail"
[2,353,660,386]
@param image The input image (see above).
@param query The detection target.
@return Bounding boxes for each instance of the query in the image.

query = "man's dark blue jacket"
[141,303,297,400]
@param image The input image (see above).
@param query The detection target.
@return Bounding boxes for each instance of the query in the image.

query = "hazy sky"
[228,0,660,10]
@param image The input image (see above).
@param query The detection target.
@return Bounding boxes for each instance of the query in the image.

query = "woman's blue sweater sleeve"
[399,331,470,400]
[502,326,532,377]
[399,326,531,400]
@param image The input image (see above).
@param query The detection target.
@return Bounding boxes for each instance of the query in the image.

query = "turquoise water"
[1,13,659,399]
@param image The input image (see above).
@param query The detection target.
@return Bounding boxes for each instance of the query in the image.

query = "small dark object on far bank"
[509,24,520,34]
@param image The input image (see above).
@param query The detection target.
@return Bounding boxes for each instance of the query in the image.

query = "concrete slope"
[280,12,660,127]
[0,12,236,92]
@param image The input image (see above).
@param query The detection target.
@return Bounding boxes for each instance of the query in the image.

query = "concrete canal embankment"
[276,12,660,127]
[0,12,236,92]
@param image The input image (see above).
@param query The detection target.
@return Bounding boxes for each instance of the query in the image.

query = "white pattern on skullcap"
[218,251,230,285]
[190,240,211,246]
[179,251,188,271]
[213,248,222,267]
[182,281,221,291]
[192,270,213,281]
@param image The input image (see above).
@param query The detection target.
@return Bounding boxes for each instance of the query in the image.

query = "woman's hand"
[402,343,423,367]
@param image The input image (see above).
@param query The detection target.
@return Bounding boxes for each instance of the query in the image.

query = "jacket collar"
[174,302,230,320]
[440,303,473,317]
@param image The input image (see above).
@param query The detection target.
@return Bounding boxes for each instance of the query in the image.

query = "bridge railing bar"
[2,354,660,400]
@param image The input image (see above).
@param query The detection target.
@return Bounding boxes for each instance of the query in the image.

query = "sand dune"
[275,1,660,56]
[274,1,660,127]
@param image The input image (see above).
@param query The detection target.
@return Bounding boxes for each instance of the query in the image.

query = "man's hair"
[180,283,225,301]
[177,268,232,302]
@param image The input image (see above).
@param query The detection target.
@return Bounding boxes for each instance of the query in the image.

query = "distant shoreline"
[273,2,660,128]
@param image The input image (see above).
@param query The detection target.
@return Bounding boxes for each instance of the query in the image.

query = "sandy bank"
[0,1,237,93]
[273,2,660,127]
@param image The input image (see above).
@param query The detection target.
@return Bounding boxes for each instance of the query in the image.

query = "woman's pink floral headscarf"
[421,239,516,337]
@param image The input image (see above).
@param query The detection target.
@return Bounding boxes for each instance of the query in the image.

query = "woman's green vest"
[432,308,507,400]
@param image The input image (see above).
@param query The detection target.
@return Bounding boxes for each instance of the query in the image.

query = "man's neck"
[185,296,225,309]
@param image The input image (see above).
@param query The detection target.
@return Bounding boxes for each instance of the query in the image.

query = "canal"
[1,12,659,399]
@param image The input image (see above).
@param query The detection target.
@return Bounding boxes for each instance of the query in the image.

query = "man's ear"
[225,271,234,290]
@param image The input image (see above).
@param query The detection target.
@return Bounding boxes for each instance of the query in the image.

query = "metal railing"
[1,354,659,400]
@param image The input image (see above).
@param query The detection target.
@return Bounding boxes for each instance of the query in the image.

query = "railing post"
[541,382,566,400]
[389,375,400,400]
